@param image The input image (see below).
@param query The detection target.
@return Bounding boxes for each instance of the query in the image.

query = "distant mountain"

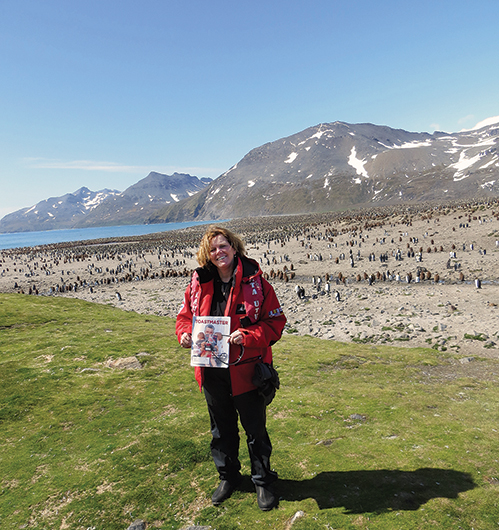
[0,172,211,233]
[0,187,120,233]
[3,119,499,233]
[75,172,211,228]
[149,118,499,223]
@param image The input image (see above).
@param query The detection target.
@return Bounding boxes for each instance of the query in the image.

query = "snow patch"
[285,152,298,164]
[248,180,256,188]
[84,191,118,210]
[481,180,496,188]
[310,130,327,140]
[222,163,237,177]
[170,194,179,202]
[480,159,497,169]
[348,146,369,182]
[451,150,482,180]
[393,140,432,149]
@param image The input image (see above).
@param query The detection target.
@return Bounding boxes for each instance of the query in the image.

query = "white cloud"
[458,115,499,133]
[22,158,224,178]
[458,114,475,125]
[23,158,142,172]
[471,116,499,130]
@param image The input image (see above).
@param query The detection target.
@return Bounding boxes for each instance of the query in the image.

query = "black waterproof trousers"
[203,367,277,487]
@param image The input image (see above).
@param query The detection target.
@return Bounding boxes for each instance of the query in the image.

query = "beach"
[2,201,498,359]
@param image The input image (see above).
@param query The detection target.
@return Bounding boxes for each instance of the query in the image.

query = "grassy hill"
[1,294,498,529]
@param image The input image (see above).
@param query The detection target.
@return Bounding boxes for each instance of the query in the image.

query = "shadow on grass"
[276,468,476,513]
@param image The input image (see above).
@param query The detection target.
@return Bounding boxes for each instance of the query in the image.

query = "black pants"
[203,367,277,487]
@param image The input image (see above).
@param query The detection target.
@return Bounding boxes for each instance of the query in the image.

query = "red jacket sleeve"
[175,281,194,342]
[239,278,286,348]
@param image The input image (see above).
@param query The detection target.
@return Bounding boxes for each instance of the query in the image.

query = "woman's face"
[209,234,237,276]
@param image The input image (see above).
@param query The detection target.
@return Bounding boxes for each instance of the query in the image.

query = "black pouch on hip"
[252,362,280,406]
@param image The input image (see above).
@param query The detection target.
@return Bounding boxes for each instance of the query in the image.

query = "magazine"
[190,316,231,368]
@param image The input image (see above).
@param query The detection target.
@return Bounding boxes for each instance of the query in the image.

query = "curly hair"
[196,226,246,268]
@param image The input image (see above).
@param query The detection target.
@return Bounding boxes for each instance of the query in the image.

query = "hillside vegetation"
[1,294,498,529]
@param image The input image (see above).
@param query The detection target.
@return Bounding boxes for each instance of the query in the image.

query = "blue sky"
[1,0,498,220]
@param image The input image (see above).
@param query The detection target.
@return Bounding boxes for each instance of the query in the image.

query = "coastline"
[1,202,498,359]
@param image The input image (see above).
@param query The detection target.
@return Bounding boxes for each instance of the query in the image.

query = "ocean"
[0,220,218,251]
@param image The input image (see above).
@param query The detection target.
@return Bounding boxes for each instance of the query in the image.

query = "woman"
[176,226,286,511]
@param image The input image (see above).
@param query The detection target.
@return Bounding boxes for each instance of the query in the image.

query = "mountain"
[3,119,499,233]
[0,172,211,233]
[0,187,120,233]
[75,172,211,228]
[149,118,499,223]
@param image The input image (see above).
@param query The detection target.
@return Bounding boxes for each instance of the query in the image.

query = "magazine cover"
[191,316,231,368]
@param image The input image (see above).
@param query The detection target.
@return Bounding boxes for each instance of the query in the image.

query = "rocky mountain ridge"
[76,172,211,228]
[0,187,121,233]
[150,118,499,223]
[2,118,498,233]
[0,172,210,233]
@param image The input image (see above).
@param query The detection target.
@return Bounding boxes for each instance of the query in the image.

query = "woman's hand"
[228,330,244,346]
[180,332,192,348]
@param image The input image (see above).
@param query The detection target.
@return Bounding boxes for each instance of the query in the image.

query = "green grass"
[1,294,498,529]
[463,333,488,341]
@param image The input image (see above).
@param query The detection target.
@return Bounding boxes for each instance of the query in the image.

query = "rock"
[459,357,475,364]
[106,356,142,370]
[289,510,305,526]
[127,520,146,530]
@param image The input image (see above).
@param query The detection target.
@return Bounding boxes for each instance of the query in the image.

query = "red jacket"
[176,255,286,396]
